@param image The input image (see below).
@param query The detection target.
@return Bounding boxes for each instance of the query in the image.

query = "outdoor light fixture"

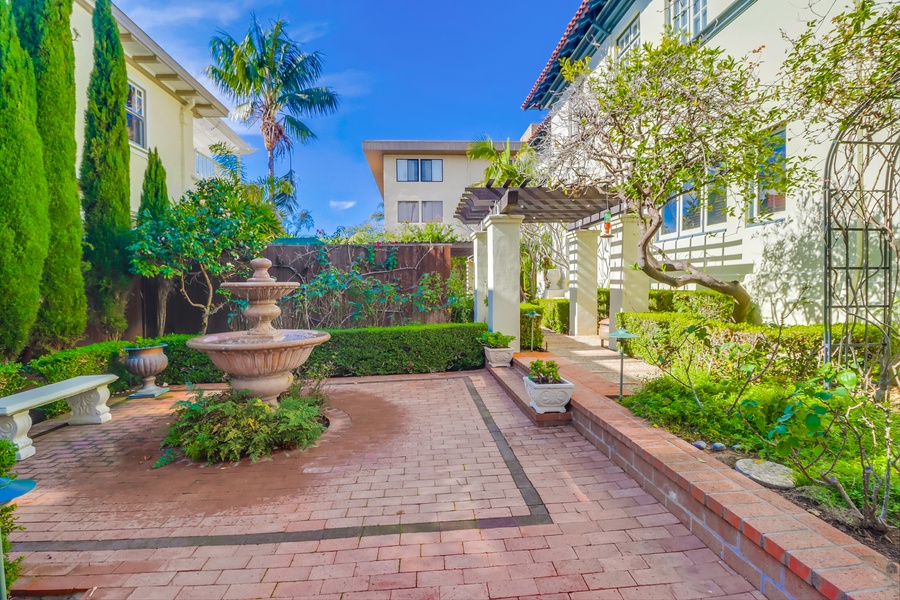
[608,327,638,402]
[0,477,36,598]
[600,210,613,238]
[525,310,540,350]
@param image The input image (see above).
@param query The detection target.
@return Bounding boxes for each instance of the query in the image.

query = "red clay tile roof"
[522,0,594,111]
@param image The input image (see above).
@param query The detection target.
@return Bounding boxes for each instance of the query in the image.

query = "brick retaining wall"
[506,355,899,600]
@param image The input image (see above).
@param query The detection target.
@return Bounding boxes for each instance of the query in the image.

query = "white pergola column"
[568,229,601,336]
[472,231,488,324]
[609,214,649,348]
[486,215,524,351]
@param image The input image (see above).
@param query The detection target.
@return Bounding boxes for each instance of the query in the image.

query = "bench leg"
[0,413,35,460]
[67,386,112,425]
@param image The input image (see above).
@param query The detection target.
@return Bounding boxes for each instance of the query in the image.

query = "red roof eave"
[521,0,592,111]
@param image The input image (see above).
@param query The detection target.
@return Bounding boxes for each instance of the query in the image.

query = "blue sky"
[116,0,581,233]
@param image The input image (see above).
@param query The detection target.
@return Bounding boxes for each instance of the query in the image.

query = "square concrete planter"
[523,376,574,414]
[484,347,514,368]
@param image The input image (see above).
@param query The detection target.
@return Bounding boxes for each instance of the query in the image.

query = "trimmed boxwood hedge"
[15,323,489,401]
[597,287,733,321]
[617,311,883,382]
[305,323,487,376]
[538,298,569,334]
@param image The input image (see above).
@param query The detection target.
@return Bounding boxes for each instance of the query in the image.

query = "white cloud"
[329,200,357,211]
[318,69,374,98]
[116,1,245,29]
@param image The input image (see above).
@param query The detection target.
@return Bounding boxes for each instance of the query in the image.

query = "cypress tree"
[80,0,131,337]
[137,147,173,336]
[13,0,87,349]
[137,147,169,223]
[0,1,50,360]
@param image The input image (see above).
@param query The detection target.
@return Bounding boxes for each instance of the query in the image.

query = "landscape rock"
[711,442,726,452]
[735,458,795,490]
[692,441,707,450]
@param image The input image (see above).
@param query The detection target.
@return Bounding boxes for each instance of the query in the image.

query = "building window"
[397,159,443,182]
[616,16,640,60]
[661,181,729,238]
[398,201,419,223]
[397,159,419,182]
[126,83,146,148]
[421,159,443,182]
[670,0,707,38]
[422,201,443,222]
[753,129,787,218]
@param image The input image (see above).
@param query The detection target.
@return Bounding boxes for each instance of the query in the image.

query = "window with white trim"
[660,181,729,238]
[126,83,146,148]
[616,16,640,61]
[669,0,707,38]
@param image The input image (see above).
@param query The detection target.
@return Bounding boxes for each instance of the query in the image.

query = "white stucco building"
[362,140,522,238]
[522,0,848,325]
[73,0,251,212]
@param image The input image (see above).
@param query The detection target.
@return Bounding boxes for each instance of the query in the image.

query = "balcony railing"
[194,152,218,180]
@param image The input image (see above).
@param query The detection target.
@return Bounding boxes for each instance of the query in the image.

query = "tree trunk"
[156,277,174,336]
[635,204,753,323]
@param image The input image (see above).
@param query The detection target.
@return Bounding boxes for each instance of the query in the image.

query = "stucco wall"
[382,153,488,237]
[72,4,195,214]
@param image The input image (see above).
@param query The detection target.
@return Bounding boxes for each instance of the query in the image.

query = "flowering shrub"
[130,178,282,333]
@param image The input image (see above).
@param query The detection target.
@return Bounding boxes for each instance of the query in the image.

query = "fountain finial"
[248,258,275,282]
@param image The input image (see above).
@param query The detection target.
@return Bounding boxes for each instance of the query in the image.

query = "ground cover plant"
[158,384,325,465]
[0,439,24,591]
[621,311,900,534]
[479,331,515,348]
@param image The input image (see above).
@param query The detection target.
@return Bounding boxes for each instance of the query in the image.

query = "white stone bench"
[0,374,118,460]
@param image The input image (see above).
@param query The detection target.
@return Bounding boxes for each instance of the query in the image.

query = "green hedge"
[618,312,881,382]
[597,287,733,321]
[305,323,487,376]
[0,363,27,397]
[520,303,545,350]
[538,299,569,334]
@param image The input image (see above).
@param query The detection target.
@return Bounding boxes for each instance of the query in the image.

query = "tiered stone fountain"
[186,258,330,405]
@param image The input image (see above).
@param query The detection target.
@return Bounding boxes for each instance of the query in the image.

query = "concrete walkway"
[11,373,758,599]
[543,331,661,391]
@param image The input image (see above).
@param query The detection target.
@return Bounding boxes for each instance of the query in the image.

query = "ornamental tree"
[137,148,172,335]
[80,0,131,338]
[0,1,49,360]
[537,35,811,322]
[129,178,283,334]
[13,0,87,350]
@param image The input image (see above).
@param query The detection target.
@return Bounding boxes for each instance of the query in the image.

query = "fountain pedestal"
[186,258,330,406]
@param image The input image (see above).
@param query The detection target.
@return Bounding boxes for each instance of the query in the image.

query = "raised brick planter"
[496,355,899,600]
[487,364,571,427]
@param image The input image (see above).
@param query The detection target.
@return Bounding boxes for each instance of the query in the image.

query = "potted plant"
[523,359,574,414]
[479,331,516,368]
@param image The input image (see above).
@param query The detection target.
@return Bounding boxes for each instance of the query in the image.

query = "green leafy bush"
[528,359,562,384]
[479,331,515,349]
[538,299,569,334]
[0,439,24,589]
[304,323,487,376]
[598,288,611,320]
[0,363,26,396]
[520,303,545,350]
[27,341,130,391]
[617,312,881,382]
[161,387,324,464]
[149,334,223,385]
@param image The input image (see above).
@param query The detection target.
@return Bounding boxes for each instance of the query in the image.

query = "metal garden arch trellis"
[823,79,900,398]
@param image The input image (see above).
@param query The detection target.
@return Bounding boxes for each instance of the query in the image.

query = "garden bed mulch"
[708,448,900,564]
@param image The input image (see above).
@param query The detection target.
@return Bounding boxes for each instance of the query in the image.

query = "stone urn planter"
[523,359,574,414]
[484,347,515,368]
[480,331,516,368]
[123,344,169,398]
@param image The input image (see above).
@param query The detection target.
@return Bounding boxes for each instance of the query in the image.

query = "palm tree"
[466,136,535,186]
[206,15,339,184]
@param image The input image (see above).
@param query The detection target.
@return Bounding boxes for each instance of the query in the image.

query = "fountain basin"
[186,329,331,405]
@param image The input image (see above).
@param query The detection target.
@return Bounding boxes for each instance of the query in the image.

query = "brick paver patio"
[11,372,761,599]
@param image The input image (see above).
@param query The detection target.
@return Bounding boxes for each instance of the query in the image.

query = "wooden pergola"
[454,180,622,228]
